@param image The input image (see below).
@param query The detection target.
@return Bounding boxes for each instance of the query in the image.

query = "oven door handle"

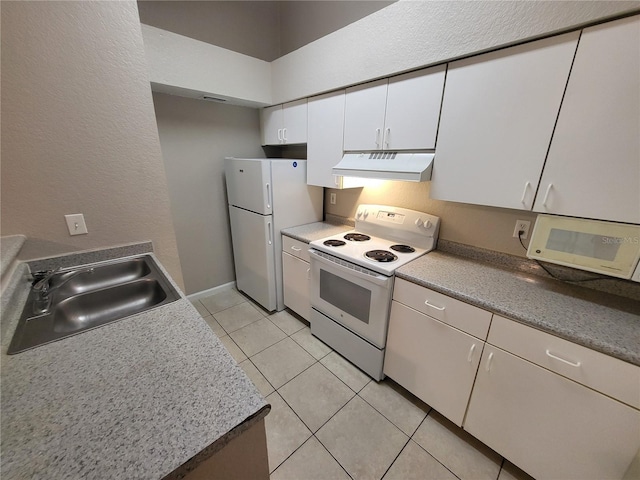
[309,249,391,287]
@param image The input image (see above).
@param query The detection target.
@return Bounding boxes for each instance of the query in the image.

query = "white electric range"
[308,204,440,380]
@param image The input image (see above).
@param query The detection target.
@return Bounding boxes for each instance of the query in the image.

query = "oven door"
[309,249,394,348]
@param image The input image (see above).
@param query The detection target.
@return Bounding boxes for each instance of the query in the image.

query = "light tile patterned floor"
[191,289,535,480]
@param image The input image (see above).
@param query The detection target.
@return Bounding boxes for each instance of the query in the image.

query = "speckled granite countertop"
[0,235,26,278]
[397,251,640,366]
[1,246,269,479]
[281,221,353,243]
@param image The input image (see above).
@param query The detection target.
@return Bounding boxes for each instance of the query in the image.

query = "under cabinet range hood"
[332,152,434,182]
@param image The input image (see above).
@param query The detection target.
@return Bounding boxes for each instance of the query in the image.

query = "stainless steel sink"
[7,255,180,354]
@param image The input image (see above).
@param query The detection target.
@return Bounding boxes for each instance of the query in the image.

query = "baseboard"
[187,281,236,301]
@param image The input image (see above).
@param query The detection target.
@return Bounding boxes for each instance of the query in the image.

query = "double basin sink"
[8,255,180,354]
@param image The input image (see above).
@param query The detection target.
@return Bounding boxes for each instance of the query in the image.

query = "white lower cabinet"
[386,280,640,480]
[464,345,640,480]
[384,278,492,427]
[281,236,311,321]
[384,301,484,427]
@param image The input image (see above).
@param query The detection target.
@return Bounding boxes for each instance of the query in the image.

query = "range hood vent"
[332,152,434,182]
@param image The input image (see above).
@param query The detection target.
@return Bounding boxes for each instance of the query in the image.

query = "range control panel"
[355,205,441,250]
[377,210,405,224]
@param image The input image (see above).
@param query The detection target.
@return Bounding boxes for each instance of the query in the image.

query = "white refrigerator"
[225,158,323,312]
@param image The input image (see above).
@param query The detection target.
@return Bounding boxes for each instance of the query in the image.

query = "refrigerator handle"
[266,183,271,210]
[267,221,273,245]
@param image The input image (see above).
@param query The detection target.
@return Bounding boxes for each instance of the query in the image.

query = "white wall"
[271,0,640,103]
[141,25,272,107]
[152,93,265,295]
[1,1,184,288]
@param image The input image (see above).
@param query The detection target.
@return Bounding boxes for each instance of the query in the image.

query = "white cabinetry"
[260,99,307,146]
[384,278,492,426]
[464,315,640,480]
[307,90,364,189]
[343,66,445,151]
[282,236,311,321]
[533,16,640,223]
[430,32,579,210]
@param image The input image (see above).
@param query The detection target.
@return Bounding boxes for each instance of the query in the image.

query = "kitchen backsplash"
[324,180,538,258]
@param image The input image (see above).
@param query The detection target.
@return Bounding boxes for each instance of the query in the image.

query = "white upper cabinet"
[307,90,357,189]
[343,66,446,151]
[533,16,640,224]
[260,99,307,146]
[430,32,580,210]
[343,79,388,151]
[261,105,282,146]
[384,66,446,150]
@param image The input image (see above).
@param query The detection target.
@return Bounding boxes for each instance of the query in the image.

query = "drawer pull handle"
[485,352,494,372]
[467,344,476,362]
[424,300,445,311]
[546,349,581,367]
[291,246,302,252]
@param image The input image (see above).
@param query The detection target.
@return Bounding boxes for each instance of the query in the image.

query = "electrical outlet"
[330,193,337,205]
[65,213,88,235]
[513,220,531,239]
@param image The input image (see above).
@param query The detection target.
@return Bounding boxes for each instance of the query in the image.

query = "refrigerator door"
[228,205,277,311]
[225,158,272,215]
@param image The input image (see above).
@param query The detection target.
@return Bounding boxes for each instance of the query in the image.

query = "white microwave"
[527,215,640,281]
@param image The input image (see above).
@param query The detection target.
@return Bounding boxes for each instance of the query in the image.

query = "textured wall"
[152,93,265,295]
[141,24,272,107]
[325,182,538,258]
[272,0,640,103]
[1,1,184,288]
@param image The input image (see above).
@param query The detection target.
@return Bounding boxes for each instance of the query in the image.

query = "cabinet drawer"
[489,315,640,409]
[393,278,492,339]
[282,236,310,263]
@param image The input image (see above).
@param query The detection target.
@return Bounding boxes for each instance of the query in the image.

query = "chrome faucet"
[32,267,94,315]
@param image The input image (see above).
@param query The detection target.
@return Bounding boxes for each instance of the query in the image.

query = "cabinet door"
[260,105,283,146]
[343,79,388,151]
[430,31,579,210]
[533,16,640,223]
[464,346,640,480]
[384,301,484,427]
[282,99,307,144]
[307,90,346,188]
[384,66,446,150]
[282,252,311,321]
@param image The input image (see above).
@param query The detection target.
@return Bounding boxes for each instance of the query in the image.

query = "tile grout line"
[310,432,355,480]
[355,388,430,439]
[212,298,495,480]
[408,413,464,480]
[379,435,413,480]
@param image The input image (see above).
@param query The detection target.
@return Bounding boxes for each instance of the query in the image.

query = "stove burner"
[344,233,371,242]
[365,250,398,263]
[390,244,416,253]
[324,239,346,247]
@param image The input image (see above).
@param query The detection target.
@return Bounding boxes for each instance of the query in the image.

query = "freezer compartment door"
[229,205,277,311]
[225,158,272,214]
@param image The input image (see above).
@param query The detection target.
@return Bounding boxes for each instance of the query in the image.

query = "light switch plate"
[65,214,88,235]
